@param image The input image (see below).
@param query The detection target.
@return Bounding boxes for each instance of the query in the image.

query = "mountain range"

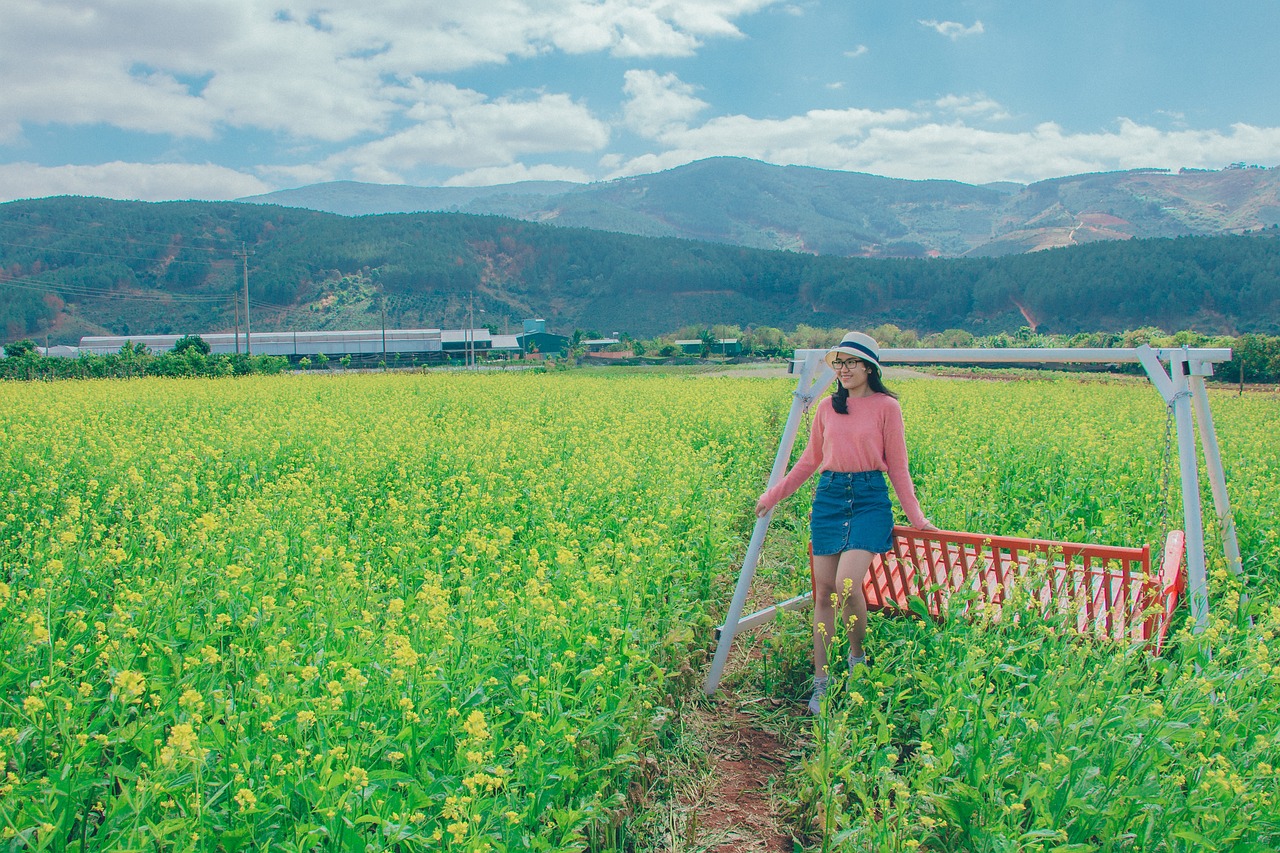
[3,192,1277,345]
[240,157,1280,259]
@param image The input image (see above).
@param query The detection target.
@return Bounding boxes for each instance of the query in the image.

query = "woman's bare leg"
[835,549,875,659]
[810,553,839,675]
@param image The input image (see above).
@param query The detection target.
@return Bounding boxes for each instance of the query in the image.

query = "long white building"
[69,328,517,358]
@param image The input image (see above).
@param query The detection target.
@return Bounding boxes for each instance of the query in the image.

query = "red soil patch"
[679,696,796,852]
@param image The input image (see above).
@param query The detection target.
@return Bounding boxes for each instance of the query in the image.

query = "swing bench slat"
[720,526,1187,655]
[855,526,1187,654]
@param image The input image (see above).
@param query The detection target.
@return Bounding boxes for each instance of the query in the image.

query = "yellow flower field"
[0,371,1276,850]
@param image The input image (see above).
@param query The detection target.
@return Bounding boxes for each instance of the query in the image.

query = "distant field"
[1,373,1276,850]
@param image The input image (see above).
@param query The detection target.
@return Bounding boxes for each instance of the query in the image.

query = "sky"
[2,0,1279,203]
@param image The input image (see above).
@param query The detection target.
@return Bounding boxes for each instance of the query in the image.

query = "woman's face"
[832,356,871,392]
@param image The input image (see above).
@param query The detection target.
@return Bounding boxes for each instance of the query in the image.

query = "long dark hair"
[831,364,897,414]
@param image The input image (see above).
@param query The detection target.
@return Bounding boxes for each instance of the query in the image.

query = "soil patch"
[678,694,797,852]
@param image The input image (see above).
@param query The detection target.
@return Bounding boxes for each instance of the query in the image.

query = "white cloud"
[622,70,710,135]
[934,94,1010,121]
[0,0,781,145]
[5,0,1277,198]
[444,163,592,187]
[0,162,271,203]
[615,106,921,172]
[919,19,985,40]
[327,85,610,182]
[606,100,1280,185]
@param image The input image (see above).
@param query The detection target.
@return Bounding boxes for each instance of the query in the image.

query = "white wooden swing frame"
[704,345,1241,695]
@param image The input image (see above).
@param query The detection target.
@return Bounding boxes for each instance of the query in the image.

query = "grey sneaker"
[848,653,867,671]
[807,675,830,715]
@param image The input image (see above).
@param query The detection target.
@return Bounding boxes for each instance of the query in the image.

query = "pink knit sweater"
[758,393,928,527]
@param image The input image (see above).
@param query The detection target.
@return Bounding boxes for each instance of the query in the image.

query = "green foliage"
[2,197,1279,346]
[746,377,1280,850]
[0,350,289,381]
[172,334,211,355]
[0,372,759,850]
[1231,333,1280,382]
[3,338,36,358]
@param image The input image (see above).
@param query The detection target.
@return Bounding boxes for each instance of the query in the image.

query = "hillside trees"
[2,197,1279,345]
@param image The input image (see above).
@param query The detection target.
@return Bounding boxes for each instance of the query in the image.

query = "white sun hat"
[824,331,882,371]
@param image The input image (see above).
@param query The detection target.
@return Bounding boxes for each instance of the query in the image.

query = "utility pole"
[233,287,241,355]
[381,297,387,371]
[466,292,473,368]
[235,243,253,355]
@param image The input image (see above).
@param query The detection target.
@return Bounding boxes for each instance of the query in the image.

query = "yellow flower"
[462,710,490,742]
[234,788,257,811]
[112,670,146,703]
[167,723,197,754]
[344,766,369,789]
[23,695,46,715]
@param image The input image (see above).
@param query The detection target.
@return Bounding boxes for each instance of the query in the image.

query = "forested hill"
[2,195,1278,345]
[241,158,1280,259]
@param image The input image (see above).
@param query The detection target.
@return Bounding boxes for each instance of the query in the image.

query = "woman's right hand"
[754,495,771,518]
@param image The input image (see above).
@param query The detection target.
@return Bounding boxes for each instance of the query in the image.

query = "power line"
[0,271,232,304]
[0,237,229,267]
[247,298,321,320]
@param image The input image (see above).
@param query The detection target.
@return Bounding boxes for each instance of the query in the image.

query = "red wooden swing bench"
[814,526,1187,654]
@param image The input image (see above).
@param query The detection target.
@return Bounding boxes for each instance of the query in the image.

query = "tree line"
[2,196,1278,344]
[6,326,1278,384]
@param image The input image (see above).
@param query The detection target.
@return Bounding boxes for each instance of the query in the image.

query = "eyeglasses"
[831,358,866,370]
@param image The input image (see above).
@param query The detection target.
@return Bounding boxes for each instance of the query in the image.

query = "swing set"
[704,345,1242,695]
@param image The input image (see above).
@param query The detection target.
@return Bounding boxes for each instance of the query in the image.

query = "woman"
[755,331,936,714]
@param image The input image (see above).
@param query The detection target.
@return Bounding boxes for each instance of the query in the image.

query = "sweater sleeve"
[757,401,826,512]
[882,400,929,528]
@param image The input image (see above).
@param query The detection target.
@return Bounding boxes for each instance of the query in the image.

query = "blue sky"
[2,0,1278,202]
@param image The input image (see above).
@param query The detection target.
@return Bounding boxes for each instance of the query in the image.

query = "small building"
[583,349,635,361]
[582,338,621,353]
[440,329,493,358]
[674,338,740,355]
[490,334,523,357]
[518,331,569,357]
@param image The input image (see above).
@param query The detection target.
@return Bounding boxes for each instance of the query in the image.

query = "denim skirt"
[809,470,894,556]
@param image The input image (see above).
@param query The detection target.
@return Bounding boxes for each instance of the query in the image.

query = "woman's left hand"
[918,520,939,532]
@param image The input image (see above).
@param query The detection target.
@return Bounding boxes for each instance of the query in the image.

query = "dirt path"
[675,693,799,852]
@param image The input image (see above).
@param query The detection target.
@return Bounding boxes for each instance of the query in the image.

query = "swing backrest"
[843,526,1187,654]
